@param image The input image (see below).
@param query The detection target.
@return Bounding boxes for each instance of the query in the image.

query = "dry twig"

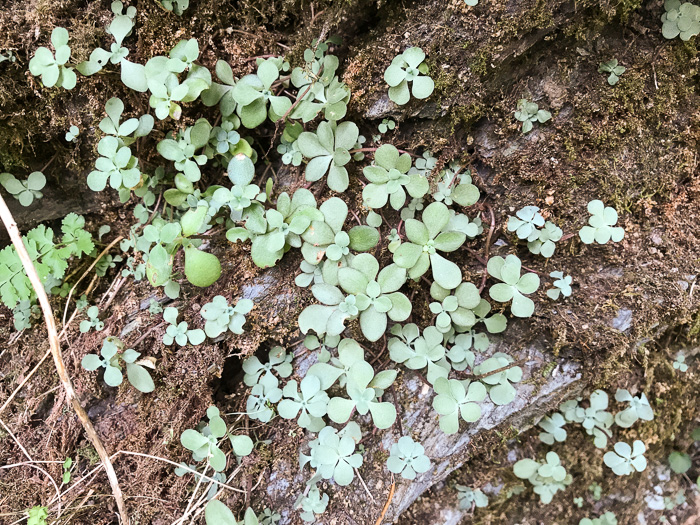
[374,476,396,525]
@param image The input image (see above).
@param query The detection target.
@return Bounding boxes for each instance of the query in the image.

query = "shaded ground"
[0,0,699,523]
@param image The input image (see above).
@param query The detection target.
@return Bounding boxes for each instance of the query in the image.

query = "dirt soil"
[0,0,699,524]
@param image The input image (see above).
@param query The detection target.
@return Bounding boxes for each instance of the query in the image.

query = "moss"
[469,48,490,77]
[496,0,556,37]
[687,312,700,338]
[77,444,101,466]
[616,0,644,22]
[540,361,557,377]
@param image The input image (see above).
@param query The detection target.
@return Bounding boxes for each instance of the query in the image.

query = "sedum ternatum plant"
[473,353,523,405]
[306,338,367,390]
[579,200,625,245]
[87,135,141,192]
[558,390,614,449]
[243,346,293,386]
[507,206,544,240]
[386,436,431,479]
[614,389,654,428]
[432,166,480,208]
[514,98,551,133]
[28,27,76,89]
[538,412,568,444]
[661,0,700,40]
[487,255,540,317]
[296,485,329,523]
[429,281,481,333]
[299,196,379,286]
[673,351,688,372]
[79,305,104,333]
[547,271,572,300]
[456,485,489,509]
[246,373,283,423]
[513,451,572,504]
[384,47,435,105]
[297,121,359,192]
[393,202,466,289]
[77,1,136,75]
[65,125,80,142]
[300,422,363,486]
[181,406,253,472]
[598,59,626,85]
[603,440,647,476]
[205,503,260,525]
[325,359,398,428]
[81,337,155,393]
[507,206,562,257]
[162,306,205,346]
[362,144,428,210]
[390,324,448,384]
[200,295,254,337]
[232,58,292,128]
[278,375,330,432]
[432,378,487,434]
[298,253,411,341]
[0,172,46,207]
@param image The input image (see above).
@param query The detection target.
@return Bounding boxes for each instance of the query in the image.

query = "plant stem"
[348,147,418,158]
[374,477,396,525]
[463,358,527,381]
[447,165,463,188]
[479,204,496,293]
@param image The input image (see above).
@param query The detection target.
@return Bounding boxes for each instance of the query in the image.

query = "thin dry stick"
[100,275,128,311]
[174,479,215,525]
[187,466,244,523]
[462,358,527,381]
[348,147,419,158]
[117,451,246,493]
[0,349,51,416]
[62,235,124,327]
[0,419,33,462]
[180,463,209,524]
[1,462,62,518]
[374,476,396,525]
[59,273,99,342]
[52,488,96,525]
[0,195,129,525]
[48,459,109,508]
[179,462,245,525]
[354,467,375,503]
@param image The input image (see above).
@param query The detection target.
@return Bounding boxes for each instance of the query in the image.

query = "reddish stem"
[479,204,496,293]
[348,147,418,158]
[447,166,464,188]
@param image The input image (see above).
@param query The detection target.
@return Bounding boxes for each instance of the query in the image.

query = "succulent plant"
[362,144,429,210]
[603,440,647,476]
[514,99,551,134]
[579,200,624,245]
[487,255,540,318]
[386,436,431,479]
[393,202,466,289]
[598,59,626,85]
[432,377,486,434]
[513,451,572,504]
[662,0,700,40]
[384,47,435,105]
